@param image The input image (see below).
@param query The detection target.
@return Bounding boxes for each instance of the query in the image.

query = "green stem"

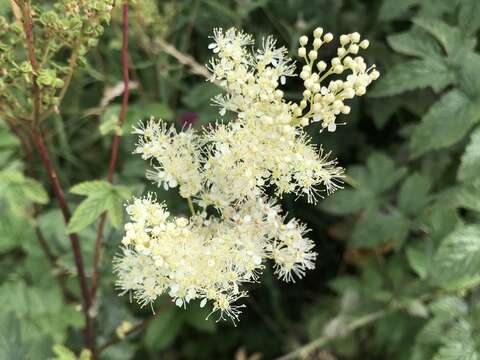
[187,197,195,215]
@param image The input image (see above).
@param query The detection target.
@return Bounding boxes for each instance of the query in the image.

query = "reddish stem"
[31,129,93,350]
[6,119,71,300]
[91,3,130,299]
[17,1,93,350]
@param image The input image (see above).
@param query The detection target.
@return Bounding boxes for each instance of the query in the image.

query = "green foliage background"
[1,0,480,359]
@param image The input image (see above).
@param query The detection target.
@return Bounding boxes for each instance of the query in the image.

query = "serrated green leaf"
[105,193,124,228]
[70,180,112,196]
[413,17,477,58]
[67,195,108,233]
[458,127,480,182]
[433,225,480,285]
[320,188,373,215]
[112,184,132,200]
[370,59,453,97]
[366,153,407,193]
[69,181,130,231]
[387,28,443,58]
[352,208,409,248]
[398,173,431,215]
[410,90,480,158]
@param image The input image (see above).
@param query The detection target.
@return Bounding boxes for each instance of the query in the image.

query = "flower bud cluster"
[115,27,378,322]
[0,0,114,121]
[296,29,379,132]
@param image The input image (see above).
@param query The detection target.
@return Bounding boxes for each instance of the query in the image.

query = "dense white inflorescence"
[114,27,378,323]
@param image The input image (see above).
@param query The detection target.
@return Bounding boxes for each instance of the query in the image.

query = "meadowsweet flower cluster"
[114,28,379,323]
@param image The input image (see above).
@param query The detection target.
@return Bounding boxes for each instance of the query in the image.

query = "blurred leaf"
[0,282,82,345]
[378,0,419,21]
[410,90,480,158]
[458,0,480,35]
[455,182,480,213]
[432,225,480,285]
[370,59,453,97]
[183,303,216,333]
[387,28,443,58]
[352,208,409,248]
[50,345,77,360]
[0,313,30,360]
[413,17,477,58]
[398,173,431,215]
[406,245,429,279]
[458,127,480,182]
[459,53,480,102]
[100,105,123,136]
[144,306,183,352]
[366,153,407,194]
[433,319,480,360]
[0,170,49,208]
[320,188,373,215]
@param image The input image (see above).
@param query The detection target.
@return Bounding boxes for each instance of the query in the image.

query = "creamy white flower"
[115,27,379,323]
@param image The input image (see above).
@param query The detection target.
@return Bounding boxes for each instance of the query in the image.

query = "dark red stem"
[31,129,93,350]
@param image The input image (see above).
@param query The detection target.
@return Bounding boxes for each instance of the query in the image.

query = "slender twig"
[91,2,130,300]
[187,197,195,215]
[39,45,80,122]
[94,301,170,358]
[155,37,214,81]
[276,309,391,360]
[31,129,93,350]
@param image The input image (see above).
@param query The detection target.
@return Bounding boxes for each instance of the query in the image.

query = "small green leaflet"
[67,180,131,233]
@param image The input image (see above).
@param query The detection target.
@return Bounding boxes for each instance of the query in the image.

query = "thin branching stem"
[31,128,94,350]
[91,2,130,300]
